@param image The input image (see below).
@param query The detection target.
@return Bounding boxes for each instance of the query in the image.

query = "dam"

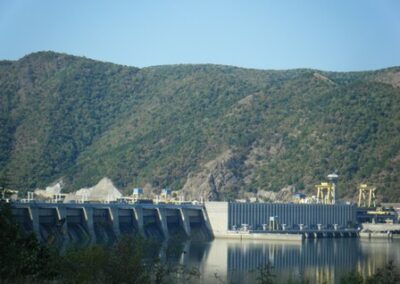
[11,201,359,244]
[11,202,212,245]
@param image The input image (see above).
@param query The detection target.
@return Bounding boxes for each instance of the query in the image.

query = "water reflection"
[179,239,400,284]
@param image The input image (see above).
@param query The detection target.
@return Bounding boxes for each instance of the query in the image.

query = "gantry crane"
[357,184,376,208]
[315,182,335,205]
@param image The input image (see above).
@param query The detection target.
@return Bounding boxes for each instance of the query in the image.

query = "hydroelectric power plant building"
[11,201,358,243]
[205,202,357,239]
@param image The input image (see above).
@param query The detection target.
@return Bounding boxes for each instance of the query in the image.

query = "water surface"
[177,238,400,284]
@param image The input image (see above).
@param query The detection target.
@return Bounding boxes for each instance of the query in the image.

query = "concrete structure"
[360,223,400,239]
[227,202,356,229]
[327,173,339,204]
[12,201,360,244]
[205,202,358,240]
[219,231,303,241]
[12,202,211,244]
[204,202,229,237]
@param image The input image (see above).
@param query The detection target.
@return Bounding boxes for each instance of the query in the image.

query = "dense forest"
[0,51,399,201]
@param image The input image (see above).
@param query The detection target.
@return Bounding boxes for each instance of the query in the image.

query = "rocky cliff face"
[182,150,241,201]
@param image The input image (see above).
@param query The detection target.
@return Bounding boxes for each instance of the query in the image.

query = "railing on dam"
[11,202,213,245]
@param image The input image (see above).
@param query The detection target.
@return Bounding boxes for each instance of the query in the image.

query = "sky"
[0,0,399,71]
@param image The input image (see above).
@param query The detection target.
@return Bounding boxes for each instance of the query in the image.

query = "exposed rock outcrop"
[181,150,241,201]
[376,70,400,88]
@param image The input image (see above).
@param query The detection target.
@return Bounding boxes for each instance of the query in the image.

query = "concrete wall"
[204,202,228,237]
[228,203,357,229]
[11,202,209,244]
[204,202,357,237]
[12,201,358,243]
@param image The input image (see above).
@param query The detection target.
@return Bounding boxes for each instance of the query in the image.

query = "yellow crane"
[357,184,376,208]
[315,182,335,205]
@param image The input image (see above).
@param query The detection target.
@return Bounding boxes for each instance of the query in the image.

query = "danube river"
[174,238,400,284]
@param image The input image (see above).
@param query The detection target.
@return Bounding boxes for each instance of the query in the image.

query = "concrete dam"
[12,202,213,245]
[11,201,358,244]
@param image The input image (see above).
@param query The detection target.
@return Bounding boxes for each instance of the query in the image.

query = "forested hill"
[1,51,400,201]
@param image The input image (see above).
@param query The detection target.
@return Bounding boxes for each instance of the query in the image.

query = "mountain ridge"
[1,51,400,201]
[5,50,400,73]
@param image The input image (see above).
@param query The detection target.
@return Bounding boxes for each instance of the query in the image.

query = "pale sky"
[1,0,399,71]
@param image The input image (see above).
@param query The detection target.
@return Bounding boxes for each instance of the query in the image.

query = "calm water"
[173,238,400,284]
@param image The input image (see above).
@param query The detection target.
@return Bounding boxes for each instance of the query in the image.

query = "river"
[173,238,400,284]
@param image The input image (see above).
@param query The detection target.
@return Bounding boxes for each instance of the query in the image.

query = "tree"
[0,201,59,281]
[255,262,276,284]
[340,271,363,284]
[366,260,400,284]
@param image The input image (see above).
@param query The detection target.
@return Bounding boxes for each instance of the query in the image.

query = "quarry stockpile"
[64,177,122,202]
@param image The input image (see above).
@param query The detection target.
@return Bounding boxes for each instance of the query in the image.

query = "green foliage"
[1,52,400,201]
[61,246,109,283]
[255,262,276,284]
[366,260,400,284]
[59,236,169,284]
[340,271,364,284]
[0,201,60,281]
[340,261,400,284]
[286,277,310,284]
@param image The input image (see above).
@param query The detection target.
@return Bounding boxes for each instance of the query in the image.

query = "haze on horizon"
[1,0,400,72]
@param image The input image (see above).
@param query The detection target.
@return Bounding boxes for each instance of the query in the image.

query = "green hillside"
[1,51,400,201]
